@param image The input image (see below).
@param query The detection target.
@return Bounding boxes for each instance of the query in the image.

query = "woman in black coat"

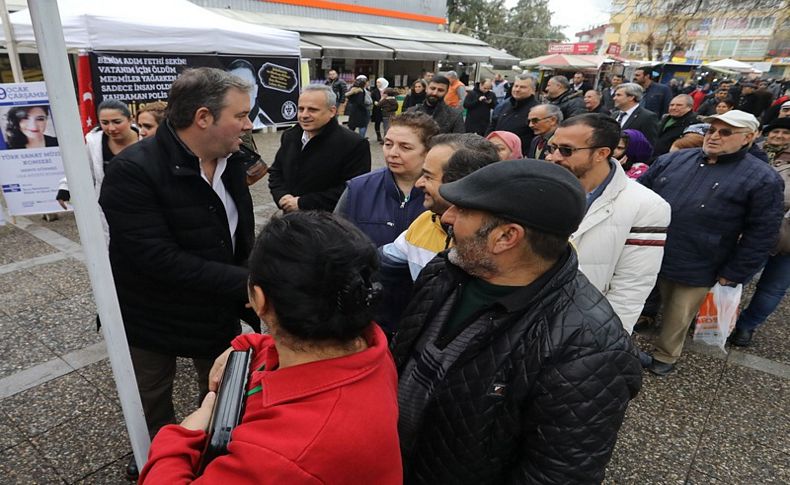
[402,79,427,111]
[346,77,371,138]
[463,79,496,136]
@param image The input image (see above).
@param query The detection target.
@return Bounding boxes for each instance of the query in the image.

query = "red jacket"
[691,88,706,111]
[140,325,402,484]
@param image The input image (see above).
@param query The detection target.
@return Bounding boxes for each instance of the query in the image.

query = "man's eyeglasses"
[705,126,750,137]
[546,144,605,157]
[528,116,552,124]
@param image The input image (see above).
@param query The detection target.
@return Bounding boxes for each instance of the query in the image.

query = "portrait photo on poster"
[225,57,300,128]
[0,104,59,150]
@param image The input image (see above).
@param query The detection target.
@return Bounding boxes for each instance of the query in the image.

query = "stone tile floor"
[0,130,787,483]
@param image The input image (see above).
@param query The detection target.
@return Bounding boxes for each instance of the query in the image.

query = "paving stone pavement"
[0,129,788,483]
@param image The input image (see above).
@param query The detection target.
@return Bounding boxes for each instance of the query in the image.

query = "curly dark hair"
[5,105,49,149]
[248,211,380,343]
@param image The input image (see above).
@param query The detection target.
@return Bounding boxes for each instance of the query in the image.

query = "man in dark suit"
[526,104,562,160]
[602,74,624,110]
[611,82,659,145]
[571,71,592,94]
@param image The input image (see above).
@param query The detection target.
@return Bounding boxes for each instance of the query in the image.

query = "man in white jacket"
[546,113,671,335]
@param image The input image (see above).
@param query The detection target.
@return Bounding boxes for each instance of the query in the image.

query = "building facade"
[604,0,790,76]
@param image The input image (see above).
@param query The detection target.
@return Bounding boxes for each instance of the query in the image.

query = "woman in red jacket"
[140,212,402,484]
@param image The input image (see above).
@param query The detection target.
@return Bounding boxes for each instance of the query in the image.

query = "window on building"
[630,22,647,32]
[706,39,737,57]
[626,43,643,56]
[735,39,770,57]
[747,17,773,30]
[723,18,748,29]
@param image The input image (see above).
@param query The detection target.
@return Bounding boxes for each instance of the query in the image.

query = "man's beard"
[426,95,442,105]
[447,227,497,278]
[559,153,596,181]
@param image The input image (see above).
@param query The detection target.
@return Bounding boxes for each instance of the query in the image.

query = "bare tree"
[612,0,787,61]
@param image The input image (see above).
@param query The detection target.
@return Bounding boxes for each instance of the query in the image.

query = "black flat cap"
[762,117,790,134]
[439,158,586,236]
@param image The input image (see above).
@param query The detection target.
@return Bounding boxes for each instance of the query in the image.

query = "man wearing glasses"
[638,110,785,376]
[545,114,670,336]
[526,104,563,159]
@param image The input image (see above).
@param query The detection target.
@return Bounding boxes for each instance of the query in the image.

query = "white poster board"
[0,81,67,216]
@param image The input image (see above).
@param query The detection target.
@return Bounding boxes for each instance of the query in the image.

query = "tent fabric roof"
[0,0,300,56]
[704,58,762,73]
[519,54,609,69]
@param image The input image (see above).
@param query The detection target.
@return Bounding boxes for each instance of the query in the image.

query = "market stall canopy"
[300,34,393,60]
[704,58,762,73]
[519,54,609,69]
[0,0,300,56]
[210,8,520,66]
[361,37,446,62]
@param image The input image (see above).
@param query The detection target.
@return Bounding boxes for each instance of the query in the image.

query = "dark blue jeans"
[736,253,790,331]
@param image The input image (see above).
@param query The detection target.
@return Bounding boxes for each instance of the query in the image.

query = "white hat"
[781,100,790,109]
[702,110,760,132]
[355,74,368,80]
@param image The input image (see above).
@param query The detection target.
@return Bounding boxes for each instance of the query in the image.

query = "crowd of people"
[58,64,789,482]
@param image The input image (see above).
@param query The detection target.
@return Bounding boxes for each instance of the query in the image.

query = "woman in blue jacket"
[335,111,439,246]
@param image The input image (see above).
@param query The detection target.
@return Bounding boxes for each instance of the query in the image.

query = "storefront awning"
[361,37,446,61]
[300,40,322,59]
[300,34,393,60]
[209,8,520,65]
[430,42,490,63]
[473,46,521,67]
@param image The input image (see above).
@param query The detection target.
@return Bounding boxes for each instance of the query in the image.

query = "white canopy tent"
[0,0,298,472]
[704,58,762,74]
[0,0,300,56]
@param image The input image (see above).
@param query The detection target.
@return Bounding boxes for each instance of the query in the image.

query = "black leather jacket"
[391,248,642,484]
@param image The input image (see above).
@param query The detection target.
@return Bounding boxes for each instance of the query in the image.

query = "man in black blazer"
[601,74,623,110]
[611,82,659,145]
[99,67,259,478]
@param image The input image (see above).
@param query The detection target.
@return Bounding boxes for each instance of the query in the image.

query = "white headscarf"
[377,77,389,93]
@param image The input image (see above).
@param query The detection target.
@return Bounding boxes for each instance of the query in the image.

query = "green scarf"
[765,143,790,164]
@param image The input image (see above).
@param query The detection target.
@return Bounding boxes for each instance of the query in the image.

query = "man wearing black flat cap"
[392,159,642,484]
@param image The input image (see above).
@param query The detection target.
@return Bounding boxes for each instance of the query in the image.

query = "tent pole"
[0,0,23,224]
[27,0,150,470]
[0,0,24,83]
